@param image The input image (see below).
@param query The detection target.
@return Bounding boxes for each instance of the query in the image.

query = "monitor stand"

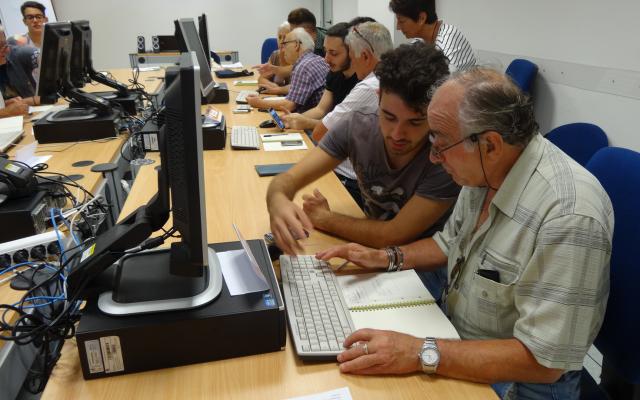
[47,107,98,122]
[97,247,223,315]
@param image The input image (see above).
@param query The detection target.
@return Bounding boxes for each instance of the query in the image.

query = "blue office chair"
[580,147,640,399]
[505,58,538,94]
[261,38,278,64]
[546,123,609,167]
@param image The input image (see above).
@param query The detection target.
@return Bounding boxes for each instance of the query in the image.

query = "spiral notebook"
[336,270,459,339]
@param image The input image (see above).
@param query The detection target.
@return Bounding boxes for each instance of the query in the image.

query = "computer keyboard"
[235,90,258,104]
[280,255,355,360]
[230,126,261,150]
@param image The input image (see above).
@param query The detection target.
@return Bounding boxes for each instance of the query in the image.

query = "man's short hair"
[21,1,46,16]
[375,41,449,112]
[345,22,393,59]
[289,27,315,53]
[452,68,539,147]
[348,16,376,27]
[389,0,437,24]
[287,8,317,29]
[326,22,350,41]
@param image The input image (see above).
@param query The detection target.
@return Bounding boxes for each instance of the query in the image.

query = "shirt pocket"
[481,248,522,285]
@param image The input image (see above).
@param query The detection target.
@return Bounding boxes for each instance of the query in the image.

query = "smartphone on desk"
[268,108,286,130]
[255,163,295,177]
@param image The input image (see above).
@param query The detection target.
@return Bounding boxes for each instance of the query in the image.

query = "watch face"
[421,348,439,365]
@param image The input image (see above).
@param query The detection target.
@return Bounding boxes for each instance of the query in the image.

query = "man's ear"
[418,11,428,25]
[483,131,504,159]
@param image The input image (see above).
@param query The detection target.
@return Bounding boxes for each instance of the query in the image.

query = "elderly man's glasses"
[428,130,493,158]
[352,26,375,54]
[24,14,45,21]
[281,40,300,47]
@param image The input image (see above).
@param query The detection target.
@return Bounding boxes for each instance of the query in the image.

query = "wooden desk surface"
[39,75,497,399]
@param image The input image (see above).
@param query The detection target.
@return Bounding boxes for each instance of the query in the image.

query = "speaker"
[136,36,146,53]
[217,50,239,64]
[151,36,160,53]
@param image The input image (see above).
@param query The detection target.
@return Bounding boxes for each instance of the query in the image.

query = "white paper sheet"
[218,249,269,296]
[14,141,51,166]
[286,387,352,400]
[221,62,244,68]
[0,116,22,135]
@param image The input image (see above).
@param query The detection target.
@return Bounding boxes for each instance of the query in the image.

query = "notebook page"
[336,269,435,310]
[0,116,23,135]
[349,304,459,339]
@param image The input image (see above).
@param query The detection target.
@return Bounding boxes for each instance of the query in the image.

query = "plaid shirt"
[433,134,613,370]
[286,51,329,113]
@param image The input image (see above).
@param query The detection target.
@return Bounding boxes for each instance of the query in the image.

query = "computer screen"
[174,18,216,98]
[70,20,92,88]
[37,22,73,104]
[197,13,211,69]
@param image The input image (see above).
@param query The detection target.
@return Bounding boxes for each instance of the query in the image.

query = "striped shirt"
[435,23,476,72]
[286,51,329,113]
[432,134,613,370]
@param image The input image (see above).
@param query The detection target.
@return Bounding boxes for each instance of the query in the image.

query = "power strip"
[0,231,69,268]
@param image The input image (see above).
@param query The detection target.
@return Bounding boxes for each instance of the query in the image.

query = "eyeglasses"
[428,129,493,159]
[24,14,45,21]
[281,40,300,47]
[352,26,375,54]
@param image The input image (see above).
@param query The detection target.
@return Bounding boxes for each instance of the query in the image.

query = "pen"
[262,134,289,137]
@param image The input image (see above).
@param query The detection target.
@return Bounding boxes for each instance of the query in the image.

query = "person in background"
[256,21,291,95]
[0,25,39,117]
[8,1,48,49]
[267,43,458,302]
[247,28,328,113]
[318,68,612,400]
[390,0,476,71]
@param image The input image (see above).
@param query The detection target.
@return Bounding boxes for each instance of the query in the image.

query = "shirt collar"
[491,133,545,218]
[293,51,312,68]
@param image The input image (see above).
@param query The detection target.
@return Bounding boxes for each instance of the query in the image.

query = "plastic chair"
[546,123,609,166]
[261,38,278,64]
[581,147,640,399]
[505,58,538,94]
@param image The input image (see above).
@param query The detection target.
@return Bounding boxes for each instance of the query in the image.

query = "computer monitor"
[66,51,222,315]
[197,13,211,69]
[37,22,110,117]
[174,18,216,98]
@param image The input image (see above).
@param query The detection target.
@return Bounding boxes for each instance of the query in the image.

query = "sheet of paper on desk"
[262,133,307,151]
[262,96,287,101]
[286,387,352,400]
[218,249,269,295]
[260,132,303,142]
[15,141,51,166]
[222,62,244,68]
[234,80,258,86]
[0,116,23,135]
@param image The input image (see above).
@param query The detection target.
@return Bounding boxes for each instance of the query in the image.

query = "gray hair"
[288,27,314,53]
[277,21,291,34]
[451,67,539,148]
[345,22,393,59]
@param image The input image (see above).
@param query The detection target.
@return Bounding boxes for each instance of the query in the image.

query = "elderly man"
[8,1,48,49]
[267,42,458,298]
[317,68,613,399]
[0,25,39,117]
[247,28,328,113]
[390,0,475,72]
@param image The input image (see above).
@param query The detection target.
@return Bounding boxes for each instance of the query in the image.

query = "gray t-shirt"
[319,111,460,237]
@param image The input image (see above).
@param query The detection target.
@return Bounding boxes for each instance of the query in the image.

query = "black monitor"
[197,13,211,69]
[174,18,216,98]
[37,22,110,117]
[66,52,222,315]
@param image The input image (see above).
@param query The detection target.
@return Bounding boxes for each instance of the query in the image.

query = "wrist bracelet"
[394,246,404,271]
[385,247,396,272]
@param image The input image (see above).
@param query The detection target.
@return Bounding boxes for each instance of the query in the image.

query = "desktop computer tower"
[75,239,286,380]
[33,110,121,144]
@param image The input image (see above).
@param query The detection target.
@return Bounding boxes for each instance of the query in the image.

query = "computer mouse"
[257,86,267,94]
[259,120,277,129]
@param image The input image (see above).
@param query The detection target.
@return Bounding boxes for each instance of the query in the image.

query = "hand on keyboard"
[267,194,313,255]
[315,242,387,270]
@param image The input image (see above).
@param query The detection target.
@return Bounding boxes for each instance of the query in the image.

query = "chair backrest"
[546,123,609,166]
[505,58,538,94]
[261,38,278,64]
[586,147,640,384]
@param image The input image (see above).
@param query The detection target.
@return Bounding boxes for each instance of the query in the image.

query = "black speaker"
[136,35,146,53]
[151,35,160,53]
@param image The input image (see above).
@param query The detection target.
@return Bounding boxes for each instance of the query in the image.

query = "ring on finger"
[362,342,369,355]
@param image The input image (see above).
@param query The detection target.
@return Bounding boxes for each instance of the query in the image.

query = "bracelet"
[385,246,405,272]
[394,246,404,271]
[385,247,396,272]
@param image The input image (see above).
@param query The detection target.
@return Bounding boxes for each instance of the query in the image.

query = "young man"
[266,42,458,296]
[247,28,328,113]
[8,1,48,49]
[318,68,613,399]
[0,25,39,117]
[389,0,476,72]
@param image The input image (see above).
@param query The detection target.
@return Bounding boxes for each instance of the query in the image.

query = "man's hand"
[302,189,332,226]
[245,94,260,108]
[268,193,314,255]
[315,242,388,270]
[258,81,284,95]
[282,111,312,130]
[2,97,29,116]
[337,329,423,375]
[253,63,276,76]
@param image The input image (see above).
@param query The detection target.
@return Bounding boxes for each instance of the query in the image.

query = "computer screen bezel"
[174,18,216,98]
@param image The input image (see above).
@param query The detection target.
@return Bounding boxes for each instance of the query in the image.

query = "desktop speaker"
[217,50,239,64]
[151,35,160,53]
[136,36,145,53]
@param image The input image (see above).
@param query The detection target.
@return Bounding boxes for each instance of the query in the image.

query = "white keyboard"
[280,255,355,360]
[235,90,258,104]
[230,126,260,150]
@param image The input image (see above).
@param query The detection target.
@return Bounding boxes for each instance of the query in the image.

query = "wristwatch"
[419,337,440,374]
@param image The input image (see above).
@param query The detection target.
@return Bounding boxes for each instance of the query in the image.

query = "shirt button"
[482,290,488,298]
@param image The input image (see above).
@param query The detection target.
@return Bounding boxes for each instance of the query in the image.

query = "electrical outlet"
[0,231,69,268]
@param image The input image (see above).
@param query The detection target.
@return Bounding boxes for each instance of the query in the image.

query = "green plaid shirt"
[432,133,613,370]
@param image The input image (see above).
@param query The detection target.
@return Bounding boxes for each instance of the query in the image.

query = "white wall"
[332,0,357,26]
[51,0,322,69]
[437,0,640,151]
